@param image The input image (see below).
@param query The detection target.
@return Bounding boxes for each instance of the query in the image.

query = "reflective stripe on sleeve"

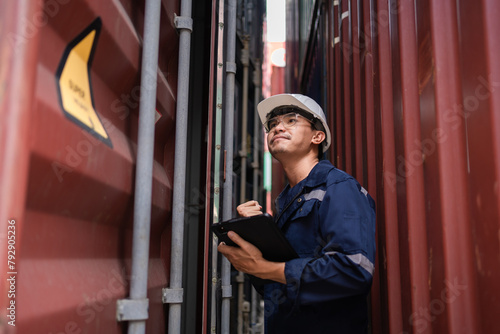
[325,251,375,276]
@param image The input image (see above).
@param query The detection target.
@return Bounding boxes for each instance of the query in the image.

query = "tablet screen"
[211,213,298,262]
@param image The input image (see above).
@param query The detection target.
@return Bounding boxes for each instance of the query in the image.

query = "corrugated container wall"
[285,0,500,333]
[0,1,181,332]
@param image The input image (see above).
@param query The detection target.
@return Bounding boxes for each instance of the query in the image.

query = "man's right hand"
[237,200,263,217]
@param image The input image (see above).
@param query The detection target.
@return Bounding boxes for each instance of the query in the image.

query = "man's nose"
[274,120,286,132]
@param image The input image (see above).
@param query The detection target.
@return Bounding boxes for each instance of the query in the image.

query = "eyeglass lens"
[266,113,298,132]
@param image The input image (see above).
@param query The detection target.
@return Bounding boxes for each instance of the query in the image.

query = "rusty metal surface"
[361,1,383,332]
[341,0,353,175]
[351,0,365,182]
[0,1,43,330]
[1,0,179,332]
[397,2,431,334]
[372,0,404,332]
[481,0,500,330]
[287,0,500,333]
[430,0,480,332]
[454,0,500,331]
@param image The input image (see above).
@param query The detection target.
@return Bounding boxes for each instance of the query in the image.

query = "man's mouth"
[270,135,290,145]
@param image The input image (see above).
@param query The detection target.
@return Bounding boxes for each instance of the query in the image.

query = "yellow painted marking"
[58,29,108,139]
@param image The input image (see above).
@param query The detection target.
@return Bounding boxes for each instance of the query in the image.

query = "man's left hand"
[218,231,286,284]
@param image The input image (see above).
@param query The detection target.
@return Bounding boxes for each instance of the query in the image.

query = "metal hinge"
[116,298,149,322]
[221,284,232,298]
[174,14,193,32]
[162,287,184,304]
[226,61,237,74]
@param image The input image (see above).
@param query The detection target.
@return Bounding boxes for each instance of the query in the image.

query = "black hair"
[318,146,324,160]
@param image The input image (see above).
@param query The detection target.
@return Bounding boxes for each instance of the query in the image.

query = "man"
[218,94,376,333]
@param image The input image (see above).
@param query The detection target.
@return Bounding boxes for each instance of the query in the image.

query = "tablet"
[211,213,298,262]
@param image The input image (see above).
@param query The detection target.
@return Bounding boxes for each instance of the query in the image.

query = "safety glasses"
[264,113,314,133]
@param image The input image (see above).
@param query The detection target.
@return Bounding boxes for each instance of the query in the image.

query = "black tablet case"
[211,213,298,262]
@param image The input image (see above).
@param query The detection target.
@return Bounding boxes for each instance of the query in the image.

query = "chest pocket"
[285,200,319,256]
[290,199,316,220]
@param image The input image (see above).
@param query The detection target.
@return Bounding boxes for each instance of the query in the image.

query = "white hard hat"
[257,93,331,152]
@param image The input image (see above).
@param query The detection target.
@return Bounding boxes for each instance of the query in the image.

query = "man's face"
[266,112,320,159]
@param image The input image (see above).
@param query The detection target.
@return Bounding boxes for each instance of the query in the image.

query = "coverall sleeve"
[283,178,376,306]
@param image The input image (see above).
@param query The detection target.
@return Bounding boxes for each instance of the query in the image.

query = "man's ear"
[311,131,326,145]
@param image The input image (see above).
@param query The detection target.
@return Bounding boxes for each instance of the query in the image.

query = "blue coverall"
[263,160,376,333]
